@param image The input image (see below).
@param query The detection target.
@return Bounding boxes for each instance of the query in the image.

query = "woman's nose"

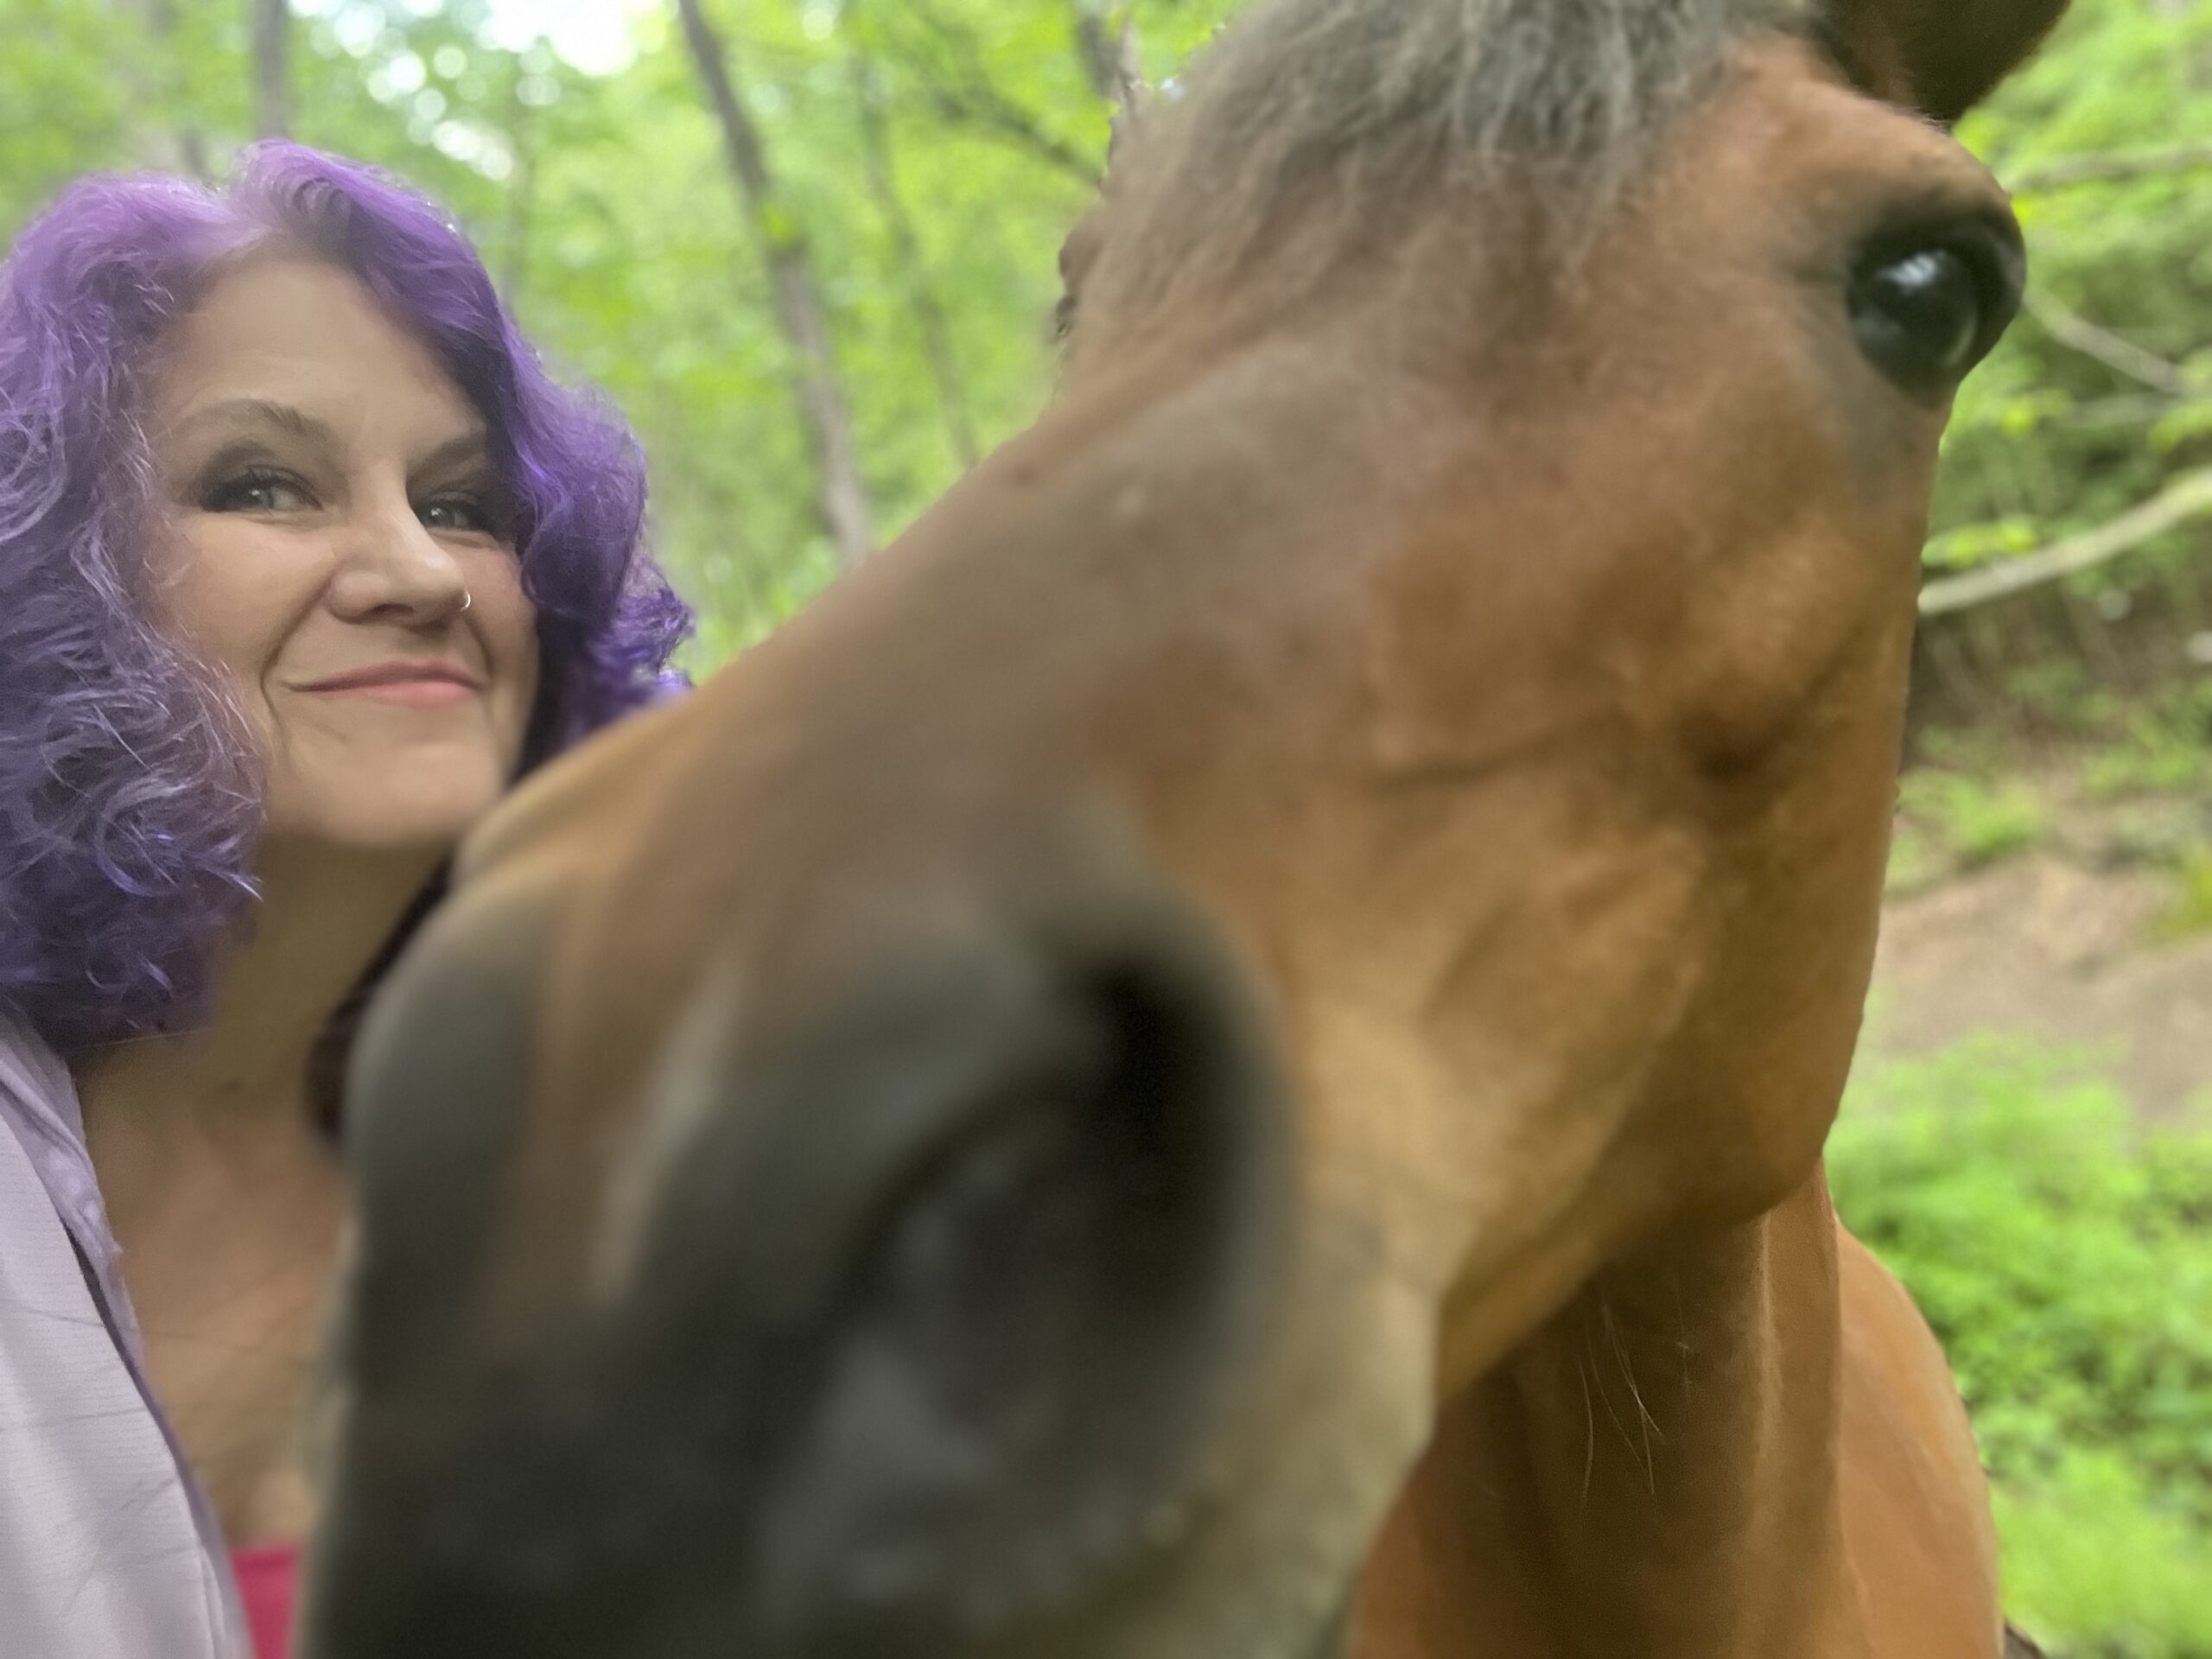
[326,497,471,624]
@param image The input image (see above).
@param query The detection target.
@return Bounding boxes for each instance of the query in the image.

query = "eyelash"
[420,493,501,536]
[199,467,505,538]
[201,465,314,514]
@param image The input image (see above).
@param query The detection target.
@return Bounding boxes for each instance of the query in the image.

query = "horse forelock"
[1077,0,1821,335]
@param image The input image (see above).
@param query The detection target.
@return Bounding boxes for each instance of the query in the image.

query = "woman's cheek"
[155,522,303,712]
[476,560,541,765]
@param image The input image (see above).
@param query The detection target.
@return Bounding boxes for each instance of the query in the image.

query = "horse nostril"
[769,940,1287,1649]
[857,960,1232,1393]
[306,874,1295,1659]
[605,881,1296,1652]
[868,1089,1127,1356]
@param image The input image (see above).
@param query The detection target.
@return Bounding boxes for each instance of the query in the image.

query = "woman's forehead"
[152,256,477,448]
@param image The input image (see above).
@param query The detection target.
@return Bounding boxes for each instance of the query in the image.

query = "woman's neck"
[78,841,436,1129]
[72,841,440,1548]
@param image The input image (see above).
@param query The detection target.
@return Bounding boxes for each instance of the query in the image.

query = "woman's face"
[147,254,541,857]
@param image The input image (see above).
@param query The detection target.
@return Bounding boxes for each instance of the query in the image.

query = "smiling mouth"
[296,664,486,707]
[319,680,479,708]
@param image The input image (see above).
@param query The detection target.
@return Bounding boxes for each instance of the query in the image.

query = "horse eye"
[1849,226,2021,396]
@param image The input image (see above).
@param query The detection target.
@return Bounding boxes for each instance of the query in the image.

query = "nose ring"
[461,589,474,613]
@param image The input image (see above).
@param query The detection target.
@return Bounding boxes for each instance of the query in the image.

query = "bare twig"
[1919,469,2212,618]
[2007,142,2212,195]
[2023,289,2190,397]
[677,0,875,569]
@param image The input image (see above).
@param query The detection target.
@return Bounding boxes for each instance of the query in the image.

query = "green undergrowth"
[1896,771,2053,872]
[2150,849,2212,946]
[1996,1458,2212,1659]
[1830,1041,2212,1658]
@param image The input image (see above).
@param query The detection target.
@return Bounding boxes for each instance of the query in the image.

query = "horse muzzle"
[306,847,1300,1659]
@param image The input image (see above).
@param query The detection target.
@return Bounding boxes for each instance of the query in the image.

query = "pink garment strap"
[232,1543,301,1659]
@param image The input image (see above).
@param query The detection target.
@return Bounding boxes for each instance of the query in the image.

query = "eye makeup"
[194,453,321,515]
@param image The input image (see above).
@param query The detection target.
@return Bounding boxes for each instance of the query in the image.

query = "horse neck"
[1361,1169,1872,1658]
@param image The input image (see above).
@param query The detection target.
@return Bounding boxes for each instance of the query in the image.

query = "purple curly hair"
[0,143,691,1058]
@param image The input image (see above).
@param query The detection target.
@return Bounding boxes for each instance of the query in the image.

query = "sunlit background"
[4,3,2210,1652]
[472,0,645,73]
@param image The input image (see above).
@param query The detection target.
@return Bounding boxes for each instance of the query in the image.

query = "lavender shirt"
[0,1007,247,1657]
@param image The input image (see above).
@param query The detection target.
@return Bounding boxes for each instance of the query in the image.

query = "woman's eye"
[420,495,501,537]
[203,468,315,513]
[1848,225,2024,396]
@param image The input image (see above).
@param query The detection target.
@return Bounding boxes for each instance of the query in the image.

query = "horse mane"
[1076,0,1820,334]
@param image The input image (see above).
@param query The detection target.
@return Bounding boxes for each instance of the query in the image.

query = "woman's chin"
[263,781,510,862]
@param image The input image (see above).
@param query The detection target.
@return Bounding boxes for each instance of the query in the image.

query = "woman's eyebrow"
[166,396,341,452]
[412,430,493,476]
[164,401,493,478]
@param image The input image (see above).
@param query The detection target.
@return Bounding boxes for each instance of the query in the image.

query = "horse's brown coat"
[309,3,2070,1656]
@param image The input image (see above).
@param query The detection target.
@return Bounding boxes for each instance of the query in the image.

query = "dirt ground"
[1866,851,2212,1122]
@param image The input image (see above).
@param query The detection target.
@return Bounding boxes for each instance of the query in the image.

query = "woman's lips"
[296,662,484,707]
[316,679,477,708]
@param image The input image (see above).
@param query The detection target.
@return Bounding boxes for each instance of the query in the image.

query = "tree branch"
[917,85,1101,182]
[677,0,875,570]
[2006,142,2212,195]
[2023,289,2190,397]
[878,0,1103,182]
[851,52,982,469]
[2060,391,2188,434]
[1072,1,1143,109]
[1919,468,2212,618]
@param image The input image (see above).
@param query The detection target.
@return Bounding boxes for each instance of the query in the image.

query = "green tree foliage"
[1935,3,2212,595]
[0,1,131,225]
[0,0,1246,659]
[9,1,2204,658]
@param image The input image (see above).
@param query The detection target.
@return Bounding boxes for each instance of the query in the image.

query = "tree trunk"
[251,0,291,142]
[499,67,537,304]
[116,0,211,180]
[677,0,875,571]
[850,53,980,469]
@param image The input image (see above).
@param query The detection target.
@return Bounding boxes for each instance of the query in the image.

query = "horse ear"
[1822,0,2072,124]
[1058,12,1154,341]
[1056,199,1109,341]
[1055,89,1146,341]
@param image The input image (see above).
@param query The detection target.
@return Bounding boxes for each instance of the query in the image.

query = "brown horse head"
[306,3,2066,1656]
